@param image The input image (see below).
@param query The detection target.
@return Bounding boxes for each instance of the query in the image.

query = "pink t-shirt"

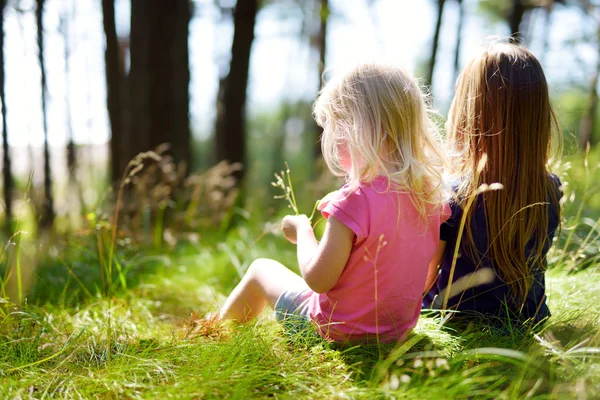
[306,177,450,342]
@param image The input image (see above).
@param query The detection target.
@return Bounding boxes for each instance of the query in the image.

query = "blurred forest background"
[2,2,600,397]
[1,0,600,272]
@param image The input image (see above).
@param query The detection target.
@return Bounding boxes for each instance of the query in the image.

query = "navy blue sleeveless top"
[423,175,562,324]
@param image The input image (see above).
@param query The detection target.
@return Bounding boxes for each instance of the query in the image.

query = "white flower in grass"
[388,374,400,390]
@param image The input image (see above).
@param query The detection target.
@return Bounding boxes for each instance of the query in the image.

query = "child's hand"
[281,215,311,244]
[317,191,337,211]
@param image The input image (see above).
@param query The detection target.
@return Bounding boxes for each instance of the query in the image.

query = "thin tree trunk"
[170,1,191,168]
[61,8,85,226]
[452,0,464,83]
[509,0,526,41]
[579,24,600,149]
[60,13,76,182]
[0,0,12,226]
[215,0,258,180]
[102,0,124,183]
[129,0,191,171]
[36,0,54,227]
[427,0,446,88]
[579,74,598,149]
[313,0,328,161]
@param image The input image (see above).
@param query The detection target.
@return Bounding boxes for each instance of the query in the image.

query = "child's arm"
[282,215,354,294]
[424,240,446,294]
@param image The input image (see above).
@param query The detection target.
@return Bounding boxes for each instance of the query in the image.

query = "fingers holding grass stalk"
[281,214,311,244]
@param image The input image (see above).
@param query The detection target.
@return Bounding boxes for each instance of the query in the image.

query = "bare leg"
[219,258,307,322]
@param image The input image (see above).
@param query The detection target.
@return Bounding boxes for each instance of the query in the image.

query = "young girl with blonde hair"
[423,42,562,325]
[219,63,450,342]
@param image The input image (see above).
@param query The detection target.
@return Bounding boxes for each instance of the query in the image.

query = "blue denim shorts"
[274,288,317,337]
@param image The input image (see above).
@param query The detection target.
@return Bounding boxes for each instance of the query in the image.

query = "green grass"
[1,148,599,399]
[1,226,599,399]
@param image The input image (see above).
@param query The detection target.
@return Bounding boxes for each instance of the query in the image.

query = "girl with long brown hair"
[423,42,562,325]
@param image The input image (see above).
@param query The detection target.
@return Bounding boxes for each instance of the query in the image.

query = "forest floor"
[1,227,599,399]
[1,149,599,399]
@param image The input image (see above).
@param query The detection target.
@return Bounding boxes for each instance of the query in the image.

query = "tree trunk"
[452,0,464,83]
[215,0,258,180]
[312,0,328,161]
[128,0,191,174]
[509,0,525,41]
[426,0,446,88]
[36,0,54,227]
[0,0,12,226]
[102,0,125,183]
[579,24,600,149]
[60,14,76,180]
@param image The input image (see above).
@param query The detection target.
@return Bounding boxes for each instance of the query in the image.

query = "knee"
[246,258,271,281]
[242,258,275,296]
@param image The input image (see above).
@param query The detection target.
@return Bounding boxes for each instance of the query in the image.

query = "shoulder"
[327,184,371,209]
[321,185,370,242]
[443,181,464,227]
[546,173,563,228]
[548,173,561,186]
[547,173,563,198]
[329,178,402,205]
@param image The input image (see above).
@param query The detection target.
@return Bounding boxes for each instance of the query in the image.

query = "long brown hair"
[447,42,561,301]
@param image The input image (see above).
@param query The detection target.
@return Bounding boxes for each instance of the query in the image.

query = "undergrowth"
[0,149,598,398]
[1,231,598,399]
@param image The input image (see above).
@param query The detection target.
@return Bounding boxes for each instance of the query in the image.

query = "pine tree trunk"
[129,0,191,171]
[215,0,258,180]
[0,0,12,226]
[36,0,54,227]
[102,0,125,183]
[427,0,446,88]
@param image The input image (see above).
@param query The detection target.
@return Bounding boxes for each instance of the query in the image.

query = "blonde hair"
[313,63,449,217]
[447,42,562,301]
